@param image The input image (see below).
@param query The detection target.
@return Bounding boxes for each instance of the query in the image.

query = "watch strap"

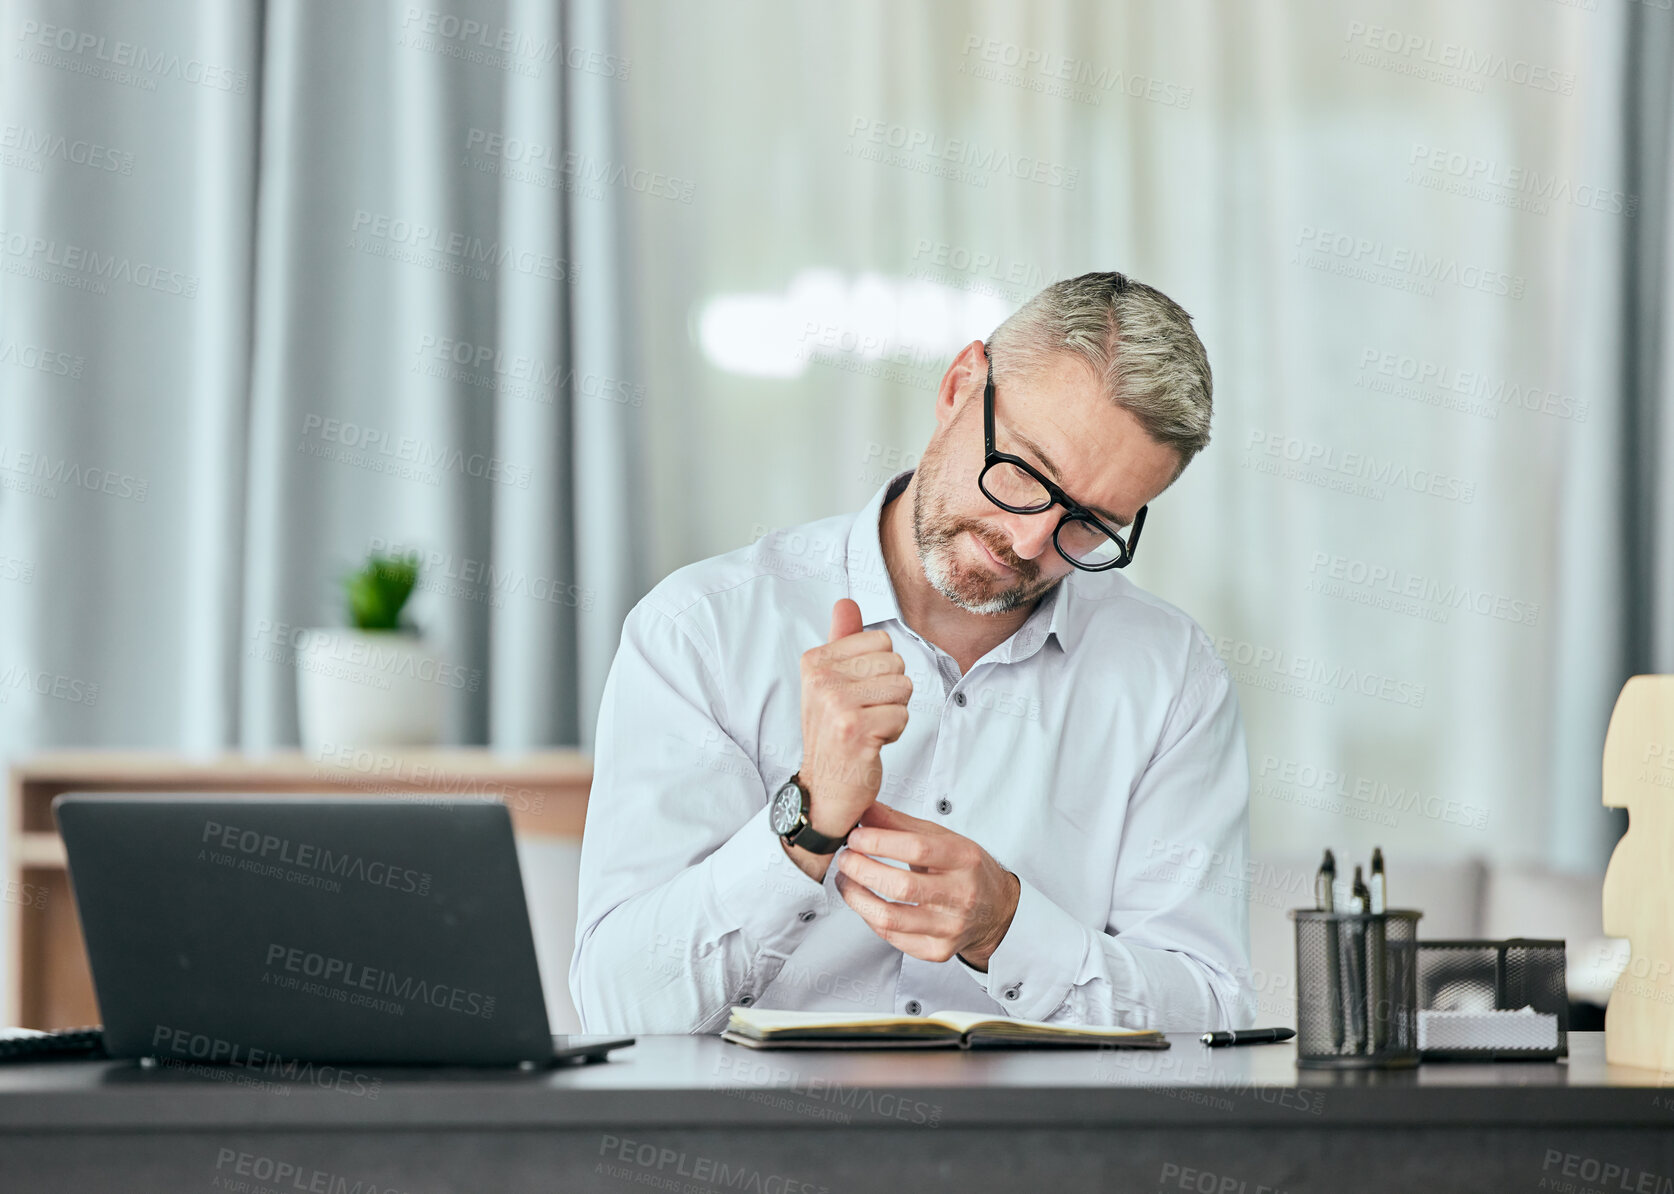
[785,818,849,855]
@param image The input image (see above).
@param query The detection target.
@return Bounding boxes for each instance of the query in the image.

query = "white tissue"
[1417,1007,1559,1051]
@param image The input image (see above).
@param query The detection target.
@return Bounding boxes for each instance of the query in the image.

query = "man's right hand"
[783,598,912,880]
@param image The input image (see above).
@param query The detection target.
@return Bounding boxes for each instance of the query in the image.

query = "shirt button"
[1003,984,1021,1001]
[954,692,967,707]
[798,910,816,923]
[935,797,953,816]
[905,1000,922,1015]
[738,995,754,1006]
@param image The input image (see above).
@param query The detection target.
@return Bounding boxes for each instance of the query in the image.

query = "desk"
[6,749,591,1029]
[0,1032,1669,1192]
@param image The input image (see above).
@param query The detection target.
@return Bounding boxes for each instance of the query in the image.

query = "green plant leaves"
[345,552,420,631]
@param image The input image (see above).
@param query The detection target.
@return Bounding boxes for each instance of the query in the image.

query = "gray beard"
[910,476,1043,616]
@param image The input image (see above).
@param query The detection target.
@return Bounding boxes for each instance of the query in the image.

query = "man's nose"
[1000,509,1058,561]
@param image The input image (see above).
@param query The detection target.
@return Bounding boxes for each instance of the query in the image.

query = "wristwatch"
[770,772,849,854]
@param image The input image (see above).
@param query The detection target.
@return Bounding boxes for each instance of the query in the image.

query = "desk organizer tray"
[1415,938,1568,1061]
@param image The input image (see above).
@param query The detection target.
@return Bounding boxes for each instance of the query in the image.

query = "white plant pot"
[296,629,445,754]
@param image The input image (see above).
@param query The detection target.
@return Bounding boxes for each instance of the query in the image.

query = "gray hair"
[986,272,1213,473]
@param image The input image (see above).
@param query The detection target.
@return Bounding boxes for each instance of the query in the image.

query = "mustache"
[951,522,1033,578]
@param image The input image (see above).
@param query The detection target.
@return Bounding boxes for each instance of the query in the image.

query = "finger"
[828,650,906,681]
[836,850,929,904]
[816,628,893,662]
[879,704,911,746]
[828,671,913,708]
[835,871,956,937]
[834,875,966,964]
[858,801,938,832]
[812,705,909,762]
[842,852,970,907]
[877,932,963,965]
[828,598,863,643]
[849,703,909,744]
[845,825,953,868]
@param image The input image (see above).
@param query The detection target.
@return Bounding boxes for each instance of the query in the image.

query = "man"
[571,272,1253,1034]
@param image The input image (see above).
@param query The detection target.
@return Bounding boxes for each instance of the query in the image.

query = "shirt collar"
[844,470,912,631]
[845,469,1081,661]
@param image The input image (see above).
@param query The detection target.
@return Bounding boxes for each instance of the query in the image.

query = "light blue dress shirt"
[571,469,1254,1034]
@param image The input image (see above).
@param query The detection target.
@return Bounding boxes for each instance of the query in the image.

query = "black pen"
[1314,849,1335,912]
[1200,1028,1296,1047]
[1368,848,1388,1052]
[1346,866,1370,1052]
[1316,849,1344,1051]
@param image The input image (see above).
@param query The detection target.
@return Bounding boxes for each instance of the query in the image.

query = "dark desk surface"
[0,1031,1667,1132]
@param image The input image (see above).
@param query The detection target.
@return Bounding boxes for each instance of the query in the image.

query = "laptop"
[52,794,632,1068]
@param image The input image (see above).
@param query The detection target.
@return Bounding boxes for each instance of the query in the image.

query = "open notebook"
[722,1007,1170,1050]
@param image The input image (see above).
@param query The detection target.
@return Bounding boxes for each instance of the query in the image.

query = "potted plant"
[296,552,446,753]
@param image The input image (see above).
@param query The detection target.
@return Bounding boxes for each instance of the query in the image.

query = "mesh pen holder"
[1290,909,1422,1069]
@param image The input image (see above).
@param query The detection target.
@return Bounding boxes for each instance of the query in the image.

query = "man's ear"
[934,340,987,429]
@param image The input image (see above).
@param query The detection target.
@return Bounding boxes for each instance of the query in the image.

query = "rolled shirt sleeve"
[569,598,827,1034]
[958,634,1255,1032]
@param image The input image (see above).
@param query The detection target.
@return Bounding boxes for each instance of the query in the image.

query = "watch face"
[769,780,804,835]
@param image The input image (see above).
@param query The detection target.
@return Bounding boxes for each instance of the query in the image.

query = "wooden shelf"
[13,835,65,869]
[7,748,592,1030]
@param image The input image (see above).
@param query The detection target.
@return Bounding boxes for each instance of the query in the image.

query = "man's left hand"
[833,802,1021,970]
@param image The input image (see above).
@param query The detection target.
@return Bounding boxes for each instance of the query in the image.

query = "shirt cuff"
[705,803,830,957]
[960,875,1094,1022]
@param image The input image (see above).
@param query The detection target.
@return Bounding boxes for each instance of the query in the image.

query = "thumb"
[829,597,863,643]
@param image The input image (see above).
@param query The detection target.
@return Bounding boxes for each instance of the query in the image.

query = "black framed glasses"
[978,347,1147,571]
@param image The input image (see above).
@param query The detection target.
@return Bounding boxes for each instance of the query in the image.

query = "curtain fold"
[1551,0,1674,869]
[564,0,650,752]
[1621,3,1674,678]
[0,0,636,1012]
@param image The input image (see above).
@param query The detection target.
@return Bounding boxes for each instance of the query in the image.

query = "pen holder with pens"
[1290,908,1422,1069]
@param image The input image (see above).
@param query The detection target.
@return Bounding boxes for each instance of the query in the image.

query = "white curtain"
[0,0,642,1018]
